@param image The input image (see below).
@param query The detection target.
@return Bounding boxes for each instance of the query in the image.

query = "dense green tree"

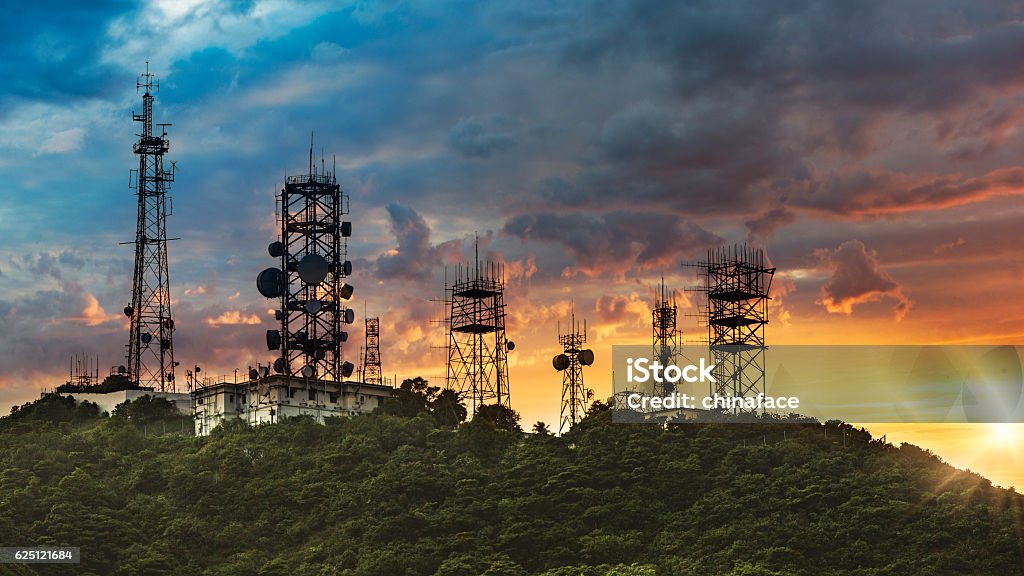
[1,395,1023,575]
[473,403,522,432]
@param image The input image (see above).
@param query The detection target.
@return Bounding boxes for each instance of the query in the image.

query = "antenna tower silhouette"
[123,62,177,391]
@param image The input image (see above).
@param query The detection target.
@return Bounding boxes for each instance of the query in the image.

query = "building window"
[329,392,338,403]
[289,389,296,399]
[308,389,316,401]
[228,394,234,403]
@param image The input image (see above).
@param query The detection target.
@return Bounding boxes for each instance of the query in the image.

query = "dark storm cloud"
[514,0,1024,220]
[503,211,722,278]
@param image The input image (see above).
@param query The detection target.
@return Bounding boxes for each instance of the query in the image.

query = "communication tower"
[652,277,682,396]
[123,62,177,391]
[444,243,514,415]
[362,316,382,385]
[553,311,594,434]
[688,245,774,414]
[257,140,355,383]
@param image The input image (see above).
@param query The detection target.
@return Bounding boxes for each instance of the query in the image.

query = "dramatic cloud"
[817,240,912,319]
[375,203,463,281]
[6,0,1024,425]
[503,211,722,279]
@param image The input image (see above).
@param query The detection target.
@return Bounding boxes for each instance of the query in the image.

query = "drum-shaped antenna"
[141,332,152,345]
[341,260,353,275]
[578,349,595,366]
[342,361,355,377]
[340,284,354,300]
[301,365,316,378]
[118,365,126,374]
[340,221,352,237]
[266,329,281,350]
[297,253,329,285]
[249,368,259,380]
[553,354,570,371]
[256,267,285,298]
[123,306,133,318]
[506,340,516,352]
[306,299,321,314]
[273,357,286,374]
[261,366,270,378]
[160,338,171,350]
[343,308,355,324]
[274,309,283,321]
[268,241,286,258]
[313,349,326,360]
[339,331,348,343]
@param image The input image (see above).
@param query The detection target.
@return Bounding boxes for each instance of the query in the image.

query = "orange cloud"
[206,311,262,326]
[816,240,912,320]
[73,293,115,326]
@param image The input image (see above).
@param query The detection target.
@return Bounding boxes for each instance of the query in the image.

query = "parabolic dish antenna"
[297,253,329,285]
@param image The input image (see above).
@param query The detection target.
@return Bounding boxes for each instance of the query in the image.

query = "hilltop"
[0,392,1021,575]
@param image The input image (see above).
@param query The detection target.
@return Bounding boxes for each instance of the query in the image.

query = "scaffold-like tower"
[257,141,355,383]
[362,316,382,385]
[691,244,775,413]
[445,244,513,415]
[124,62,177,392]
[554,311,593,434]
[652,277,682,396]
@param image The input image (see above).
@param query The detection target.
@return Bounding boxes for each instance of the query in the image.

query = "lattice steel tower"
[362,316,382,385]
[699,244,775,413]
[652,277,682,396]
[553,311,593,434]
[445,244,514,415]
[124,63,177,392]
[257,144,356,382]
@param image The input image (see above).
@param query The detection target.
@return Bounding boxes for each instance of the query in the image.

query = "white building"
[191,375,393,436]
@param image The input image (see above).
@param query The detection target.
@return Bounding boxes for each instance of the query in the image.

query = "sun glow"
[988,423,1019,444]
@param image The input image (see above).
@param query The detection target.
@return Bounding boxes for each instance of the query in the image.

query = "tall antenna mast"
[123,61,177,391]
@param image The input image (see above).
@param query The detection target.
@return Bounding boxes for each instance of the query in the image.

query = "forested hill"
[1,393,1022,576]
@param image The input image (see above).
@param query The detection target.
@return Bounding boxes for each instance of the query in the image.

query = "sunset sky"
[3,1,1024,487]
